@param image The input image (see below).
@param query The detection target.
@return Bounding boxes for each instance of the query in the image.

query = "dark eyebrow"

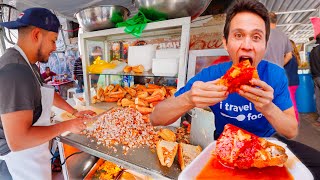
[231,28,265,35]
[252,29,265,35]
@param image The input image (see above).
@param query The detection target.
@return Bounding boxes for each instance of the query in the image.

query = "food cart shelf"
[57,133,181,179]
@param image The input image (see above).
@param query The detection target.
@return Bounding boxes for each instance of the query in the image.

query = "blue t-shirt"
[175,60,293,137]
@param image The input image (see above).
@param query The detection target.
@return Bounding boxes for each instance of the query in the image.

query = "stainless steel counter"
[53,100,181,179]
[57,132,181,180]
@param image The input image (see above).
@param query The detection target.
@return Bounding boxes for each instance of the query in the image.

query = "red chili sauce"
[196,155,293,180]
[216,124,262,168]
[198,124,293,180]
[223,66,255,92]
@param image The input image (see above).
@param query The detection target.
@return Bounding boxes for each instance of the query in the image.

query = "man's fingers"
[193,81,227,92]
[250,79,273,92]
[191,88,228,98]
[192,96,228,106]
[83,110,96,116]
[239,89,259,101]
[75,110,97,118]
[78,118,91,129]
[241,85,264,96]
[206,78,222,84]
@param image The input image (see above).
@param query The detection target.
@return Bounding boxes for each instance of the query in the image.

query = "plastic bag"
[88,56,117,74]
[116,8,167,38]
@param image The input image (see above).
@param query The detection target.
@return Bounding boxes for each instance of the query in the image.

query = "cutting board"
[60,106,106,121]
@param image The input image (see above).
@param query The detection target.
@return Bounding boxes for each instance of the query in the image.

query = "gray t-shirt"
[0,48,42,155]
[264,28,293,67]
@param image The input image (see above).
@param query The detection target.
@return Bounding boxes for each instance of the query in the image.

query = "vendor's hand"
[186,79,228,108]
[65,117,91,134]
[73,110,96,118]
[238,78,274,113]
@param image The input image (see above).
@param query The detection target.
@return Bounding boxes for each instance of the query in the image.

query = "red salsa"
[196,155,293,180]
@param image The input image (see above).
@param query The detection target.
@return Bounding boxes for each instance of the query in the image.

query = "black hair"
[223,0,270,44]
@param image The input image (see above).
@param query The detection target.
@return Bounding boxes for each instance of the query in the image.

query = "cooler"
[296,73,316,113]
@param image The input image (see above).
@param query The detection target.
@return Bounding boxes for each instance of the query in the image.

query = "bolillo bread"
[218,59,259,93]
[215,124,288,169]
[156,140,178,168]
[252,138,288,168]
[178,143,202,170]
[158,129,176,142]
[132,65,144,73]
[123,65,132,73]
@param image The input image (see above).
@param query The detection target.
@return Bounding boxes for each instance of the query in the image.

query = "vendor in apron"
[0,8,95,179]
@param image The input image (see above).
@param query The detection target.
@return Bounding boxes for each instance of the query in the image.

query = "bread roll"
[156,140,178,168]
[178,143,202,170]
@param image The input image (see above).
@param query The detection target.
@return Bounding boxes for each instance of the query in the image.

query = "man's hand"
[45,76,51,82]
[238,78,274,113]
[73,110,96,118]
[65,117,91,134]
[186,79,228,108]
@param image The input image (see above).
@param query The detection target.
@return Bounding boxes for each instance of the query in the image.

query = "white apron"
[1,45,54,180]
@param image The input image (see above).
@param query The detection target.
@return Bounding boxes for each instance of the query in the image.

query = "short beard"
[37,48,47,63]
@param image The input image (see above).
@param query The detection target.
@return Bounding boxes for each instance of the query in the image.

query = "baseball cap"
[0,7,61,33]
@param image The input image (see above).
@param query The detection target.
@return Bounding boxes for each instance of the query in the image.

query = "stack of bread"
[92,84,176,122]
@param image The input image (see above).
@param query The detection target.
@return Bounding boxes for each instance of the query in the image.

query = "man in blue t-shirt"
[150,0,298,139]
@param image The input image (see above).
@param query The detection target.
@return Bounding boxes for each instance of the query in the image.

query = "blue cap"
[0,7,61,33]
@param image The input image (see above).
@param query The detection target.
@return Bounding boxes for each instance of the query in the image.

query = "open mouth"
[239,56,253,65]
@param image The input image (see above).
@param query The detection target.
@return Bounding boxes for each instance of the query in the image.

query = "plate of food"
[179,124,313,180]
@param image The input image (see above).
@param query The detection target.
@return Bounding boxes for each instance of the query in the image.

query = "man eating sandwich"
[150,0,298,140]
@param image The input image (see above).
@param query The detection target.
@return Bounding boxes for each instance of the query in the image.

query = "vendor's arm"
[53,92,96,117]
[239,78,298,139]
[1,110,89,151]
[151,79,228,126]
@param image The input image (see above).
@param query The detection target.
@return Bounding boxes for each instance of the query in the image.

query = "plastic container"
[190,108,215,149]
[155,48,180,59]
[128,45,156,71]
[152,58,178,76]
[296,73,316,113]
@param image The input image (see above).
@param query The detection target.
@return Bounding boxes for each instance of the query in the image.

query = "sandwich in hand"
[178,143,202,170]
[215,124,288,169]
[156,140,178,168]
[218,59,259,93]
